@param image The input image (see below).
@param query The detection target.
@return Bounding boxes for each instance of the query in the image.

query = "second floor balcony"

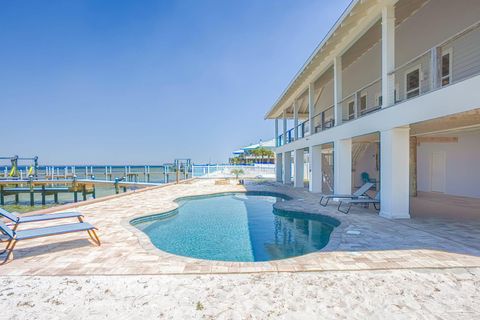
[275,7,480,147]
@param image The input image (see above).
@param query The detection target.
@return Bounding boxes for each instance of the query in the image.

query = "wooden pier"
[0,178,160,206]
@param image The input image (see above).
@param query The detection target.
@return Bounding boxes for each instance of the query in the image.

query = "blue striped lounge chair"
[0,208,84,231]
[0,220,100,264]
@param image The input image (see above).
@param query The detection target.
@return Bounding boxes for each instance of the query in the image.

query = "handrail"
[324,104,335,113]
[296,119,308,128]
[309,104,335,134]
[340,77,381,104]
[311,104,334,120]
[311,112,322,120]
[390,20,480,75]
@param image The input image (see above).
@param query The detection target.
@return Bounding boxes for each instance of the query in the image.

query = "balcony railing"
[391,20,480,104]
[276,20,480,147]
[296,119,309,140]
[340,78,382,123]
[311,105,335,133]
[286,128,294,143]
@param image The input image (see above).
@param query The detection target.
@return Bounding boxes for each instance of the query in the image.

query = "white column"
[382,3,395,107]
[334,138,352,195]
[380,127,410,219]
[283,151,292,184]
[283,110,287,146]
[308,83,315,135]
[274,119,279,147]
[334,56,343,125]
[294,149,304,188]
[293,102,299,141]
[309,145,323,193]
[276,153,283,182]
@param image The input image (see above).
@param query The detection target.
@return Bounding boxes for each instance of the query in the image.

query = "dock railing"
[192,164,275,179]
[1,165,192,184]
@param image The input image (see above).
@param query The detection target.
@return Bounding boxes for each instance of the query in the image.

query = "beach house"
[231,139,276,164]
[266,0,480,219]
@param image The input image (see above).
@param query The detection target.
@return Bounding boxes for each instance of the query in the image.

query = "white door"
[430,151,446,193]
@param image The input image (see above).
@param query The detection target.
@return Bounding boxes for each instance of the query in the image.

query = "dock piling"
[41,185,46,205]
[29,177,34,206]
[114,178,120,194]
[15,184,19,204]
[73,175,78,202]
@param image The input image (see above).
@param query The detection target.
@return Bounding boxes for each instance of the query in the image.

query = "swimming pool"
[132,192,339,262]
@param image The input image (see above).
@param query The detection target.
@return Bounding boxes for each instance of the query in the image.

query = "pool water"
[132,192,339,262]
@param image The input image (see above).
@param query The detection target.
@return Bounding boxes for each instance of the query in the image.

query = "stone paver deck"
[1,179,479,275]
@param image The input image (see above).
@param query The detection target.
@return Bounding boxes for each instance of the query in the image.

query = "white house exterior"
[266,0,480,219]
[231,139,276,164]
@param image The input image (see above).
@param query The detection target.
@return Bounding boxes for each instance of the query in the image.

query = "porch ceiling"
[410,108,480,136]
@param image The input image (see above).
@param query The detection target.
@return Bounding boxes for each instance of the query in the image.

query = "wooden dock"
[0,178,160,206]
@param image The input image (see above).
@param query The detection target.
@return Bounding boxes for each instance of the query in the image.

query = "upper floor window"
[359,94,367,114]
[441,49,452,86]
[348,101,355,120]
[405,67,420,99]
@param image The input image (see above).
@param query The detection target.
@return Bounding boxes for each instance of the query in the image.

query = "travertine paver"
[0,179,479,275]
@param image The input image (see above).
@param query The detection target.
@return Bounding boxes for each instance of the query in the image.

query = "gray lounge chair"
[0,208,84,231]
[337,192,380,214]
[0,220,100,264]
[319,182,374,206]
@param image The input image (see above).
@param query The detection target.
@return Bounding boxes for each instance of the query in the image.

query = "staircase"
[352,143,371,168]
[321,154,334,192]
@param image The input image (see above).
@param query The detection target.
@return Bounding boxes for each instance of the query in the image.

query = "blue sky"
[0,0,351,165]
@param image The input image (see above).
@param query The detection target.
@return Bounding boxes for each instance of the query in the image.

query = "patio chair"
[319,182,374,207]
[361,172,377,186]
[337,192,380,214]
[0,208,84,231]
[0,220,100,264]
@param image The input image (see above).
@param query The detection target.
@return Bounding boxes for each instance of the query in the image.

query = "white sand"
[1,268,479,320]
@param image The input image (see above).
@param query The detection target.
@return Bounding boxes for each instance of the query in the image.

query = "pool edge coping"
[121,188,346,268]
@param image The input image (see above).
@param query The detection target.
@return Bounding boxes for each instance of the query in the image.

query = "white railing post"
[282,110,287,145]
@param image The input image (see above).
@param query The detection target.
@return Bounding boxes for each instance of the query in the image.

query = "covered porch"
[277,109,480,221]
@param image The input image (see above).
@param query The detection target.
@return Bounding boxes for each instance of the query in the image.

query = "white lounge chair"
[337,192,380,214]
[319,182,374,206]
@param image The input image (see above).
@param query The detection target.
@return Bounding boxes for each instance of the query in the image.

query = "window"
[376,95,382,107]
[359,95,367,114]
[405,67,420,99]
[441,50,452,86]
[348,101,355,120]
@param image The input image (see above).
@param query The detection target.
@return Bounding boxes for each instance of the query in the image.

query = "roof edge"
[264,0,359,120]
